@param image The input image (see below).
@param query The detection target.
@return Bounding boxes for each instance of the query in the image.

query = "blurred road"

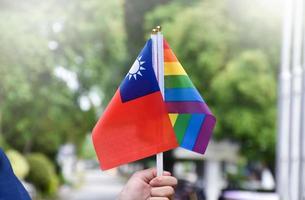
[59,169,125,200]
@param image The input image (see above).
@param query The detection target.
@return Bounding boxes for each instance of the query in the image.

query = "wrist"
[117,185,135,200]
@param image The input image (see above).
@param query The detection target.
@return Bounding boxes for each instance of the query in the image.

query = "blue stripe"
[165,88,204,102]
[180,114,206,151]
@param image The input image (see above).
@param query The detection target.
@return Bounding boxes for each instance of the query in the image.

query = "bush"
[26,153,59,196]
[6,149,29,179]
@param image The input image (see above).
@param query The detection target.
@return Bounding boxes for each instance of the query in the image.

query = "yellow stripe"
[169,113,178,126]
[164,62,187,75]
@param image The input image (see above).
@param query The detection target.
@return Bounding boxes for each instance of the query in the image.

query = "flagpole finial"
[152,28,158,34]
[156,25,162,32]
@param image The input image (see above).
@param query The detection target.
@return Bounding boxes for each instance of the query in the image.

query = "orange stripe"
[164,49,178,62]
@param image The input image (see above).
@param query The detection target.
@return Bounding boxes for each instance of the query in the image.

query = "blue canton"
[119,39,160,102]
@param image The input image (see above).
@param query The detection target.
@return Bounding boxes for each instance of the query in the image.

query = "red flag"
[92,39,178,170]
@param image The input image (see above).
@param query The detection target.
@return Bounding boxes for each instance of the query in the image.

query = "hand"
[118,168,177,200]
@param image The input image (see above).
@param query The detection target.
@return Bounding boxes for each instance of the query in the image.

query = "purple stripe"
[166,102,213,115]
[192,115,216,154]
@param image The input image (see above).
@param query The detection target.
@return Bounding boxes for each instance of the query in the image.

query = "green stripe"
[174,114,192,144]
[165,75,194,89]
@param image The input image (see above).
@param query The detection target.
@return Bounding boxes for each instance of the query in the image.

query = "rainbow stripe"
[164,39,216,154]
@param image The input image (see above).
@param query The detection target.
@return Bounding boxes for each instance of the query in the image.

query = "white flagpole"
[151,27,164,177]
[289,0,303,199]
[276,0,293,199]
[156,26,164,177]
[299,0,305,197]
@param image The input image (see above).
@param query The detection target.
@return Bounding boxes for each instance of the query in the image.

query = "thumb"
[133,168,171,183]
[133,168,156,182]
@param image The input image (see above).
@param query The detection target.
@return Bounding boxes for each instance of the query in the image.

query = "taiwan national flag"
[92,39,179,170]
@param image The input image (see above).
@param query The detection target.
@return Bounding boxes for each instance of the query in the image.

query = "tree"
[144,0,281,165]
[145,0,236,100]
[0,0,124,157]
[211,51,276,164]
[51,0,127,103]
[124,0,171,62]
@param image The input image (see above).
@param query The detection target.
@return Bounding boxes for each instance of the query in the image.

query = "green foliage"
[0,1,84,156]
[6,149,30,179]
[54,0,127,102]
[26,153,59,196]
[0,0,125,158]
[145,0,236,98]
[0,134,9,150]
[211,51,276,162]
[80,134,96,159]
[145,0,280,164]
[124,0,174,61]
[0,0,281,169]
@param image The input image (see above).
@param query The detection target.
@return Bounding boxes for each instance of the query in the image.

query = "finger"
[149,176,178,187]
[163,171,171,176]
[133,168,156,182]
[148,197,169,200]
[152,170,171,177]
[151,186,175,197]
[133,168,172,183]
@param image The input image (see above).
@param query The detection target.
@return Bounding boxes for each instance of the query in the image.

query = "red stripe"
[163,38,170,49]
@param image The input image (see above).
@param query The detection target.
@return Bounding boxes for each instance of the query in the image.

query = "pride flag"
[163,39,216,154]
[92,36,216,170]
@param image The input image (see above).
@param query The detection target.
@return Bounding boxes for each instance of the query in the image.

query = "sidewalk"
[59,169,125,200]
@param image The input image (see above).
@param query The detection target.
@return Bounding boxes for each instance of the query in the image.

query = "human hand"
[118,168,177,200]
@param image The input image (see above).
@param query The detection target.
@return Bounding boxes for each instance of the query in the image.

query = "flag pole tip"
[156,25,162,32]
[152,28,158,34]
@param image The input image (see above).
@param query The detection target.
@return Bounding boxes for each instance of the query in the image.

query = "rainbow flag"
[164,39,216,154]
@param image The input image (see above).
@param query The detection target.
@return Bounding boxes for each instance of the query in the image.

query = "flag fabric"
[163,39,216,154]
[0,149,32,200]
[92,39,178,170]
[92,37,216,170]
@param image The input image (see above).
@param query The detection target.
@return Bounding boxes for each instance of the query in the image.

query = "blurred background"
[0,0,283,199]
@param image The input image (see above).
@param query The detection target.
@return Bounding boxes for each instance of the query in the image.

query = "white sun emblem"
[127,56,146,80]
